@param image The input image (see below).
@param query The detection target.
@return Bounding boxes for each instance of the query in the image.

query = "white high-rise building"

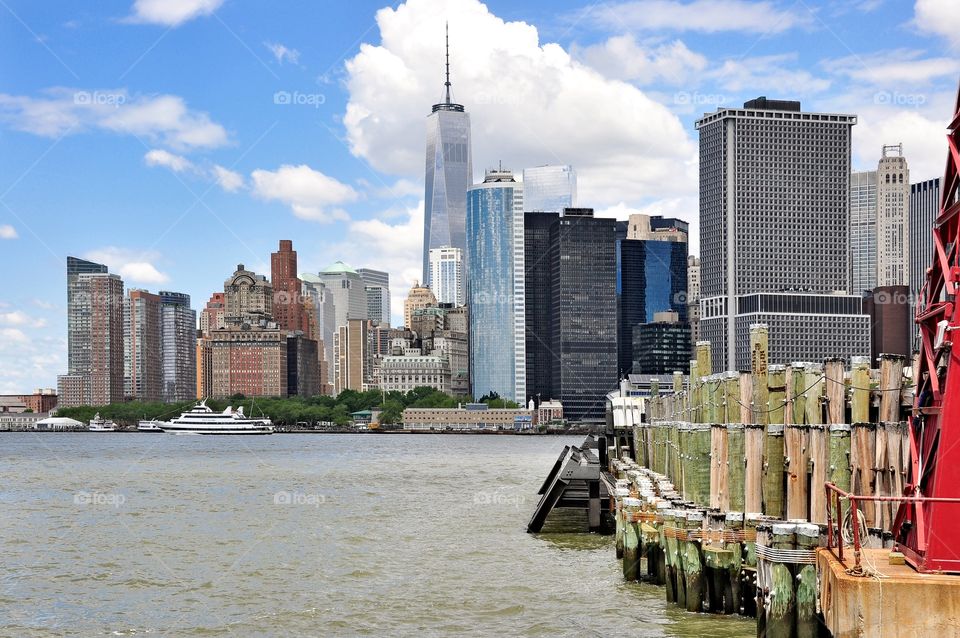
[429,246,464,306]
[522,165,576,212]
[877,144,910,287]
[850,170,878,294]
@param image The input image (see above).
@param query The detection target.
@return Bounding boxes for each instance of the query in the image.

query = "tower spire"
[444,22,451,105]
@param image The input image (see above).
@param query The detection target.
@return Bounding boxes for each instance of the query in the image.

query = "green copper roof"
[321,261,357,275]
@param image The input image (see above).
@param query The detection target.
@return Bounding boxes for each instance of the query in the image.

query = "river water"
[1,433,752,637]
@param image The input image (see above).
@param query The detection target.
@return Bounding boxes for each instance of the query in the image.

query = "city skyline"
[2,0,958,393]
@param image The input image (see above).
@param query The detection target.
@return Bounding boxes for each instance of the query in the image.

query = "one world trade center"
[422,25,472,287]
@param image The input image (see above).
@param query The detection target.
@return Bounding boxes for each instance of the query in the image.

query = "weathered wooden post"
[877,353,905,530]
[764,365,787,518]
[662,509,678,603]
[785,362,811,522]
[683,510,705,612]
[826,358,851,528]
[766,522,797,638]
[746,326,768,514]
[622,497,642,580]
[805,363,827,525]
[795,522,819,638]
[850,356,875,527]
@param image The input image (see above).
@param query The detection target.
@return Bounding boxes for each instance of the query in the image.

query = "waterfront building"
[319,261,368,330]
[378,306,469,395]
[697,97,868,370]
[687,255,701,355]
[335,318,368,393]
[909,178,940,350]
[549,208,618,421]
[422,27,472,286]
[536,400,564,425]
[58,257,124,406]
[522,165,577,212]
[224,265,272,326]
[428,246,464,306]
[850,170,878,294]
[632,311,691,375]
[199,292,226,337]
[358,268,391,327]
[616,214,688,377]
[877,144,910,287]
[524,212,557,402]
[209,325,286,398]
[124,289,162,401]
[271,240,308,334]
[378,353,453,394]
[403,281,437,330]
[0,389,57,414]
[467,168,525,403]
[402,405,533,431]
[159,291,197,402]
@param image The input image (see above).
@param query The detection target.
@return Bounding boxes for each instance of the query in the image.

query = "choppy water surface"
[1,433,752,637]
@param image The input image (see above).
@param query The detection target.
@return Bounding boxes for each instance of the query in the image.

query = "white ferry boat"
[161,401,274,435]
[88,413,117,432]
[137,420,163,432]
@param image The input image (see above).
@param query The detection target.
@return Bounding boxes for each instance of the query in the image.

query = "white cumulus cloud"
[0,88,229,151]
[251,164,358,223]
[343,0,696,207]
[914,0,960,48]
[0,224,17,239]
[213,165,244,192]
[579,0,812,34]
[127,0,225,26]
[573,36,707,85]
[144,148,194,172]
[84,247,171,285]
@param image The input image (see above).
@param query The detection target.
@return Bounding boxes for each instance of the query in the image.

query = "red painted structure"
[893,81,960,573]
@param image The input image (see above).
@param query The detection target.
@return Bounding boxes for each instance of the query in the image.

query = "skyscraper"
[522,165,577,212]
[59,257,124,407]
[224,265,272,326]
[467,169,525,403]
[697,97,869,370]
[159,291,197,402]
[550,209,618,421]
[616,214,688,377]
[429,246,464,306]
[850,170,878,294]
[403,281,437,329]
[319,261,368,330]
[909,177,940,350]
[422,25,472,286]
[687,255,701,355]
[124,289,162,402]
[271,240,308,333]
[877,144,910,287]
[357,268,391,327]
[302,273,336,391]
[524,212,557,402]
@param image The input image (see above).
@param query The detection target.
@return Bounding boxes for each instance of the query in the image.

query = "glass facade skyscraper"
[522,165,577,212]
[422,33,472,286]
[549,209,617,422]
[466,170,524,403]
[616,234,688,376]
[159,291,197,403]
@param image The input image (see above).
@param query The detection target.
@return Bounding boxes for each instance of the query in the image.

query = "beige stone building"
[402,405,533,430]
[403,281,437,329]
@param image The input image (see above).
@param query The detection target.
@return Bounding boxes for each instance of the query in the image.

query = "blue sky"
[1,0,958,393]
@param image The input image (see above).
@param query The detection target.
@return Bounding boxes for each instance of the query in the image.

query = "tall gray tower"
[422,24,472,286]
[697,97,869,370]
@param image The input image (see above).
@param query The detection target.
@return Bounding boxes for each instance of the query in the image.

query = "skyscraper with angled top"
[422,23,472,287]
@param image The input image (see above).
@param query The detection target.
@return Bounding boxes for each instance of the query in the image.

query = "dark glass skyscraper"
[422,26,472,286]
[524,212,558,402]
[549,209,617,422]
